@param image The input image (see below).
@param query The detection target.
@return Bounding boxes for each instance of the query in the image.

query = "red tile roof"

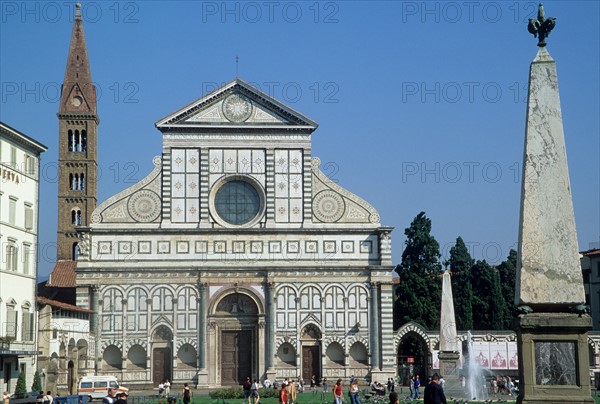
[48,261,77,287]
[36,296,94,313]
[582,249,600,257]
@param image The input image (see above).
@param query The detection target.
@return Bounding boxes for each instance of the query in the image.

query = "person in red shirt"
[333,379,343,404]
[279,383,288,404]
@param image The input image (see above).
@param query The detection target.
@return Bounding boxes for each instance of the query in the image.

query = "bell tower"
[57,3,98,260]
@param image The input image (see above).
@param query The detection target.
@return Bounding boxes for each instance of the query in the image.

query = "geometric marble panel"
[305,241,318,254]
[324,241,337,254]
[360,240,372,254]
[157,241,171,254]
[98,241,112,255]
[177,241,189,254]
[138,241,151,254]
[269,241,281,254]
[342,240,354,254]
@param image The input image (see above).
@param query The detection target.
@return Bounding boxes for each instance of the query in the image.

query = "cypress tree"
[446,237,474,330]
[394,212,442,330]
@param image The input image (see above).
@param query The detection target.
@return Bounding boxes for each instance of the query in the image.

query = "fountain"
[466,330,488,400]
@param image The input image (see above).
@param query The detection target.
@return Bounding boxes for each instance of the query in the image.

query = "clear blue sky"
[1,1,598,279]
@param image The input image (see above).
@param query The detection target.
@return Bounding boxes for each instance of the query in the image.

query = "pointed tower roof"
[59,2,97,116]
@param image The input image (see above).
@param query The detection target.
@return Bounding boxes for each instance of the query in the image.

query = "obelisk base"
[514,313,593,404]
[438,351,460,385]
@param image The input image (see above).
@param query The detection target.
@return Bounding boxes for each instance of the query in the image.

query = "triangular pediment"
[155,79,318,132]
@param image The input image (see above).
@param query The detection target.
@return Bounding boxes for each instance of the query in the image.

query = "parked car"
[9,391,40,404]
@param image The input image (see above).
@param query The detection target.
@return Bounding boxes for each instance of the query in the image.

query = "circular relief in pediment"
[313,190,345,223]
[127,190,161,223]
[222,93,253,123]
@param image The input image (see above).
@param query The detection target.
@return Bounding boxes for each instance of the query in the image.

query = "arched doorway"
[301,324,322,382]
[397,332,429,386]
[211,291,260,386]
[152,325,173,384]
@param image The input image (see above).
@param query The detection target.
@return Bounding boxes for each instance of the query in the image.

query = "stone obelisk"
[438,270,460,387]
[514,4,593,403]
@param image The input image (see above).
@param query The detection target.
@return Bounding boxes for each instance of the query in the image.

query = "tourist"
[243,377,252,404]
[3,392,10,404]
[279,382,288,404]
[310,375,316,394]
[323,378,328,393]
[413,375,421,399]
[103,389,115,404]
[158,382,164,398]
[333,379,343,404]
[43,391,53,404]
[388,392,399,404]
[251,379,260,404]
[424,374,447,404]
[438,375,445,392]
[286,377,296,404]
[350,380,361,404]
[408,376,414,399]
[114,392,127,404]
[36,391,44,404]
[164,380,171,397]
[182,383,192,404]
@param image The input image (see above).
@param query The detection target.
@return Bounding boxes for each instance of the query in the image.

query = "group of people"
[394,374,446,404]
[102,388,129,404]
[489,375,515,396]
[243,377,262,404]
[37,391,54,404]
[157,380,171,398]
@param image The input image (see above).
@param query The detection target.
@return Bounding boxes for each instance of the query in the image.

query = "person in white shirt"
[43,391,53,404]
[164,380,171,397]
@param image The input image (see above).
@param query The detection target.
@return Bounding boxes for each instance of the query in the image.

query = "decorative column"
[197,282,208,386]
[95,291,103,374]
[121,298,128,373]
[265,282,277,380]
[370,282,380,371]
[514,4,592,403]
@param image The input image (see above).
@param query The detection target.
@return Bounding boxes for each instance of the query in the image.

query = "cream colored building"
[0,121,46,392]
[75,80,396,387]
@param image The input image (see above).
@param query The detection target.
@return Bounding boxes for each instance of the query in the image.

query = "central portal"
[221,330,253,385]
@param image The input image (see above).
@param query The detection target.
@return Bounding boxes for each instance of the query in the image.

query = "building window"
[6,243,18,271]
[71,209,82,225]
[6,304,18,338]
[10,146,16,168]
[68,129,87,152]
[70,173,85,191]
[73,243,80,260]
[25,155,36,177]
[9,197,17,225]
[214,179,261,225]
[23,243,31,275]
[25,203,33,230]
[21,305,33,341]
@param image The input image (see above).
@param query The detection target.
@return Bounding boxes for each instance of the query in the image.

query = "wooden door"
[153,348,171,384]
[221,331,253,385]
[302,346,320,382]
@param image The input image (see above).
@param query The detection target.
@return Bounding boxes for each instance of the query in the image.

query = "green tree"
[15,371,27,395]
[32,370,42,392]
[394,212,442,330]
[471,260,506,329]
[445,237,474,330]
[497,249,517,329]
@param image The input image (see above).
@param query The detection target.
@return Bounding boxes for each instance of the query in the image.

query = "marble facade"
[75,80,395,387]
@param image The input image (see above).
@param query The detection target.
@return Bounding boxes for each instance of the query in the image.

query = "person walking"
[4,392,10,404]
[323,378,328,393]
[279,382,288,404]
[243,377,252,404]
[182,383,192,404]
[333,379,343,404]
[413,375,421,399]
[103,389,115,404]
[251,379,260,404]
[350,380,361,404]
[423,374,447,404]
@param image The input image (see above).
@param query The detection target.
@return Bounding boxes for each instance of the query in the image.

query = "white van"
[78,376,128,401]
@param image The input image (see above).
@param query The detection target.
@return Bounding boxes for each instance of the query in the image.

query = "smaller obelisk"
[514,4,593,404]
[438,270,460,387]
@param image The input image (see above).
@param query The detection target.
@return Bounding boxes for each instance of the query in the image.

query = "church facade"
[75,80,396,387]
